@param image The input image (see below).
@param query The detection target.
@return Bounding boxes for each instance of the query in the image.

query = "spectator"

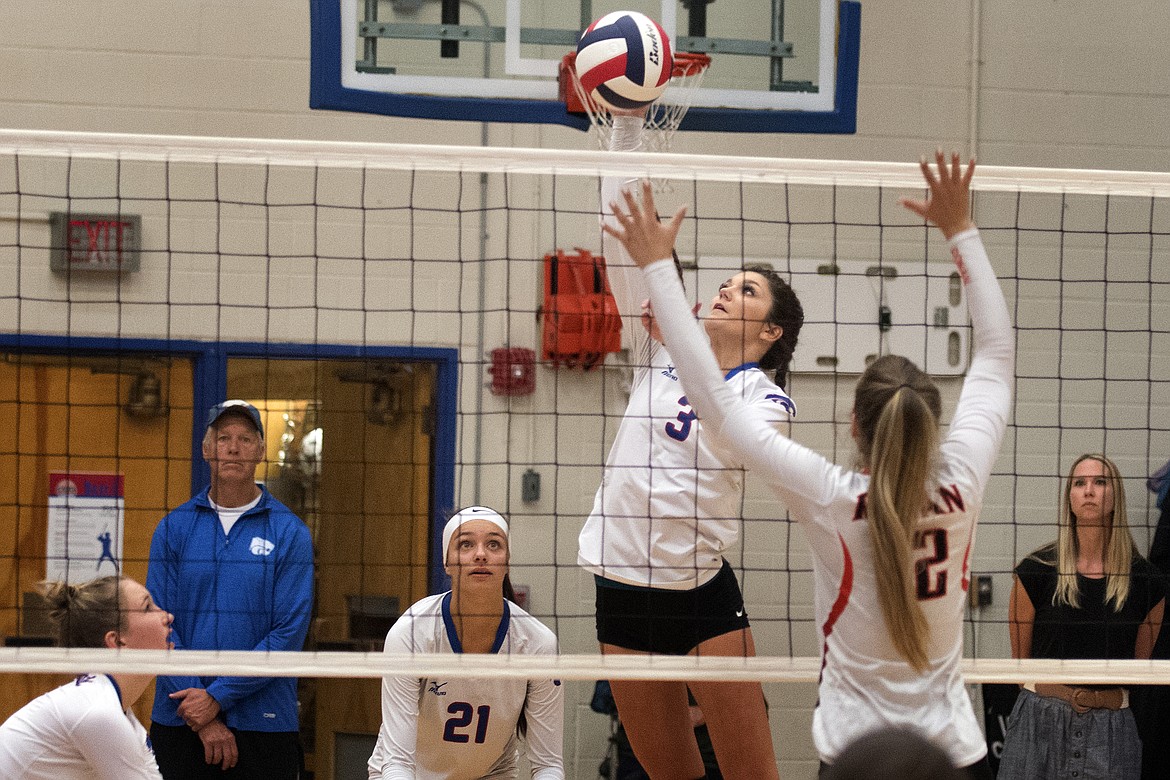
[999,453,1166,780]
[146,400,314,780]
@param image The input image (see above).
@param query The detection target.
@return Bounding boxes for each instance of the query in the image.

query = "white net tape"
[4,648,1170,686]
[4,129,1169,196]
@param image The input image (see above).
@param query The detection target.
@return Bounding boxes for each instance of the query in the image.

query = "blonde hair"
[1048,453,1135,610]
[38,576,126,648]
[854,355,942,672]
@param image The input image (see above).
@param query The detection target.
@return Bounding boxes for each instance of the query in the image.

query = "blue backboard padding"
[310,0,860,134]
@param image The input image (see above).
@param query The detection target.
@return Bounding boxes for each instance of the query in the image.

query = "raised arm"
[600,114,654,358]
[605,153,1012,514]
[904,152,1014,493]
[603,182,842,511]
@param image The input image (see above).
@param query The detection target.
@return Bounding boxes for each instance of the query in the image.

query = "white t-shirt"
[367,593,564,780]
[210,492,261,535]
[576,117,796,590]
[644,229,1013,767]
[0,673,162,780]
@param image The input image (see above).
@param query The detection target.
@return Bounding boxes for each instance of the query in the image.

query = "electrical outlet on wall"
[969,575,993,608]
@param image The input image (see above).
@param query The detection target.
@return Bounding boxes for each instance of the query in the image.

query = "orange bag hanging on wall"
[541,248,622,370]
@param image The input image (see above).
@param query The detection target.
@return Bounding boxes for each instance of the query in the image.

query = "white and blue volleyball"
[575,11,674,112]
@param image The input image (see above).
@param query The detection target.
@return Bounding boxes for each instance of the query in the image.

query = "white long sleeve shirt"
[642,228,1013,767]
[367,593,564,780]
[0,673,162,780]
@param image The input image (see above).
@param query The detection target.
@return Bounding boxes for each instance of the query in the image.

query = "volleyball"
[575,11,674,112]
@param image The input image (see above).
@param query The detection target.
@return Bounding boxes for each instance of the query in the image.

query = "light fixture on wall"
[367,381,402,426]
[335,363,411,427]
[123,371,167,418]
[3,353,170,419]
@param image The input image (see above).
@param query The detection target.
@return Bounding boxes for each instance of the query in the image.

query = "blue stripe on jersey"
[441,591,512,654]
[723,362,759,381]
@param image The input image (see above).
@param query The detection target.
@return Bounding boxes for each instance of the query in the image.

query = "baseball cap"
[205,400,264,437]
[442,506,509,561]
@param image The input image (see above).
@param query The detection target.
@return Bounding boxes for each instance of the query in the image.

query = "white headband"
[442,506,509,561]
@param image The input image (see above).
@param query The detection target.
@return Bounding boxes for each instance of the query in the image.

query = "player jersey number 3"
[665,392,796,442]
[443,701,491,743]
[665,396,698,442]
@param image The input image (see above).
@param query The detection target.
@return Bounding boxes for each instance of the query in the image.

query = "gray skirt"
[998,688,1142,780]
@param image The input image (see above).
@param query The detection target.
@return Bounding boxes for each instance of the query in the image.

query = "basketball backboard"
[310,0,859,133]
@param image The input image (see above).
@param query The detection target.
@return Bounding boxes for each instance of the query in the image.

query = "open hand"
[900,150,976,240]
[602,180,686,269]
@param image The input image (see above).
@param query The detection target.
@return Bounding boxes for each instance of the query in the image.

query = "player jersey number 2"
[443,702,491,743]
[665,396,697,441]
[914,529,948,600]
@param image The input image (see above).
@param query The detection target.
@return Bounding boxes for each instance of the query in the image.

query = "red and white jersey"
[644,229,1013,767]
[577,116,796,589]
[0,673,162,780]
[367,593,564,780]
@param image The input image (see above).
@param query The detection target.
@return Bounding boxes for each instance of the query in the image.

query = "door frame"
[0,333,459,593]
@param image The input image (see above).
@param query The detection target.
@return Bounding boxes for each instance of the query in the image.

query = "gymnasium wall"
[2,2,1168,778]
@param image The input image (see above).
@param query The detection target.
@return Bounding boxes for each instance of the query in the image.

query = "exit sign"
[50,212,141,272]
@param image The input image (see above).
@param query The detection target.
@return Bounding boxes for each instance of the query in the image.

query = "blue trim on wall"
[0,333,459,589]
[310,0,861,134]
[429,355,459,595]
[309,0,590,129]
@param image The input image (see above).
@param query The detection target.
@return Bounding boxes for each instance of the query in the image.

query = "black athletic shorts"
[595,559,751,655]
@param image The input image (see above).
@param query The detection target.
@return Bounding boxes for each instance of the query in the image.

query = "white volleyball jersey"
[645,229,1013,768]
[368,593,564,780]
[0,673,162,780]
[577,117,796,589]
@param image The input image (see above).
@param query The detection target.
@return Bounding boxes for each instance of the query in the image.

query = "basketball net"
[559,51,711,154]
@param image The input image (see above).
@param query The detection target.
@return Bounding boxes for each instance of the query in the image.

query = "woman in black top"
[1000,453,1166,780]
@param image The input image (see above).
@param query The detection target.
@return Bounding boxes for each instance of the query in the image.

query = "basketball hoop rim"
[561,50,711,80]
[558,51,712,117]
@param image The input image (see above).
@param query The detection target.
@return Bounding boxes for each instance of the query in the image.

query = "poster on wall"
[46,472,124,583]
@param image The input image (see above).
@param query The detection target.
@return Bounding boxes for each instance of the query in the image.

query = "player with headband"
[368,506,564,780]
[604,152,1013,778]
[0,576,173,779]
[577,112,802,779]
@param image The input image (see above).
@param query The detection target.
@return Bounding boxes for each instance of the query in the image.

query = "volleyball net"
[1,128,1169,695]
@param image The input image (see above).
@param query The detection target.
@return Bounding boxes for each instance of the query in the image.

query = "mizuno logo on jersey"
[428,681,448,696]
[250,536,275,555]
[661,364,679,381]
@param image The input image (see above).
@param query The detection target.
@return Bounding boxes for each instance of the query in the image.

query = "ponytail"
[854,355,941,672]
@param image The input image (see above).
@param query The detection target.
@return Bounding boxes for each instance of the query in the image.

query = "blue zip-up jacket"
[146,485,313,732]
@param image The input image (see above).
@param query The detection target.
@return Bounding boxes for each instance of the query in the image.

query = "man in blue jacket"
[147,400,314,779]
